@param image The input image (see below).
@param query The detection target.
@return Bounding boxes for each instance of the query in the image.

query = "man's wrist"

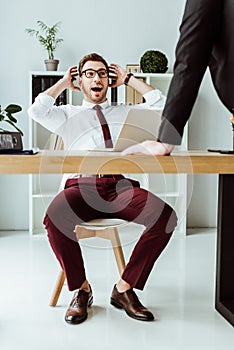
[124,73,134,86]
[60,76,70,89]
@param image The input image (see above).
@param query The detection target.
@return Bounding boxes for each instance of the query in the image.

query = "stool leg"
[49,270,65,307]
[109,228,126,275]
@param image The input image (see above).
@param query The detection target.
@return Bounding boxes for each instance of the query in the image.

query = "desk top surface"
[1,150,234,174]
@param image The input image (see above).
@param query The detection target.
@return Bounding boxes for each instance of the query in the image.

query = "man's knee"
[143,201,177,235]
[154,203,178,234]
[165,207,178,234]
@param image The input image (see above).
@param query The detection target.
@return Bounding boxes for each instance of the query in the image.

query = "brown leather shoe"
[65,286,93,325]
[110,284,154,321]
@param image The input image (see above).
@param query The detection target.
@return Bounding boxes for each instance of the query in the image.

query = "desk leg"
[216,174,234,326]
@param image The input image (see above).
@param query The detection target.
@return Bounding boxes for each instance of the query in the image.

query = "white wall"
[0,0,231,229]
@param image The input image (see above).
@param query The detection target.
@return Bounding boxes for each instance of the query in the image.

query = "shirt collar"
[82,99,110,109]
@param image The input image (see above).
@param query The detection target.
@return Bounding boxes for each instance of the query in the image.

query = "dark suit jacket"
[158,0,234,144]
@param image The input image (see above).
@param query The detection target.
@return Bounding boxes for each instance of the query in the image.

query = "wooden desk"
[0,150,233,326]
[1,150,234,174]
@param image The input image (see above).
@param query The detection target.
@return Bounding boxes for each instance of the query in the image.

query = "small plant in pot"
[140,50,168,73]
[0,104,23,151]
[25,20,63,71]
[0,104,23,135]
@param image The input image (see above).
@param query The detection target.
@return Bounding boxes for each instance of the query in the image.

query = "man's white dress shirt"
[28,89,166,184]
[28,89,165,150]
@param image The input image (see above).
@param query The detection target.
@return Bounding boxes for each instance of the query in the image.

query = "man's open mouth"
[91,87,102,92]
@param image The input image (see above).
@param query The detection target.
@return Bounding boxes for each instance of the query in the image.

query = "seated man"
[28,52,177,325]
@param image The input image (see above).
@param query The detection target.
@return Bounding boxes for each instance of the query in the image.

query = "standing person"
[28,52,177,324]
[123,0,234,156]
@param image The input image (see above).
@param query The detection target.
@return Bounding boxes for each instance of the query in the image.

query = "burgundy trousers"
[44,175,177,291]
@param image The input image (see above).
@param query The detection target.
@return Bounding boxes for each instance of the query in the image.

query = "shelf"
[29,70,66,76]
[134,72,173,79]
[32,192,57,198]
[155,192,183,198]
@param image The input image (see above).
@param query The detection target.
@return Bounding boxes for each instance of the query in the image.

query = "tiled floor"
[0,228,233,350]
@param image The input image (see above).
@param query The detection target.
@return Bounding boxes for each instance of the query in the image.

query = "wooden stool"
[49,218,128,306]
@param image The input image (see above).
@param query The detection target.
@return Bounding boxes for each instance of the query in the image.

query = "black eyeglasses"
[81,69,108,79]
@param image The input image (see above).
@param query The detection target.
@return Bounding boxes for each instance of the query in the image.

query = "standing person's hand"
[121,141,174,155]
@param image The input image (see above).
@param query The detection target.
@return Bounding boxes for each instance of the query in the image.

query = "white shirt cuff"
[143,89,163,106]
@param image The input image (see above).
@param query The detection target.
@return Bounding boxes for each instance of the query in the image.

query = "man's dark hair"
[78,53,109,76]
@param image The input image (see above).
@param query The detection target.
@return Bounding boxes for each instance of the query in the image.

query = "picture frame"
[126,64,141,73]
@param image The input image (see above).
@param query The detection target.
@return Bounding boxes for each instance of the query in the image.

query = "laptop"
[92,109,162,152]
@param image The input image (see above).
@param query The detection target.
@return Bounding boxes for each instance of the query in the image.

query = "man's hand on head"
[108,64,127,88]
[121,141,174,156]
[63,66,81,92]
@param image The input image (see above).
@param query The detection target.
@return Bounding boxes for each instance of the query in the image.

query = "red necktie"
[93,105,113,148]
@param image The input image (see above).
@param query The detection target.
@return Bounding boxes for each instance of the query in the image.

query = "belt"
[78,174,117,178]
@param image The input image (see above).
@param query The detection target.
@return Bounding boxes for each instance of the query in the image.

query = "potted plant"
[25,20,64,71]
[0,104,23,151]
[140,50,168,73]
[0,104,23,135]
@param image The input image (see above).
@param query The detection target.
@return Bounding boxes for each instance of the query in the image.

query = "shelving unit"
[28,71,72,234]
[28,71,187,235]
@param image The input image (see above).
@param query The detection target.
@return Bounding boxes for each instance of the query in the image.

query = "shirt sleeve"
[158,0,223,145]
[142,89,166,109]
[28,93,68,133]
